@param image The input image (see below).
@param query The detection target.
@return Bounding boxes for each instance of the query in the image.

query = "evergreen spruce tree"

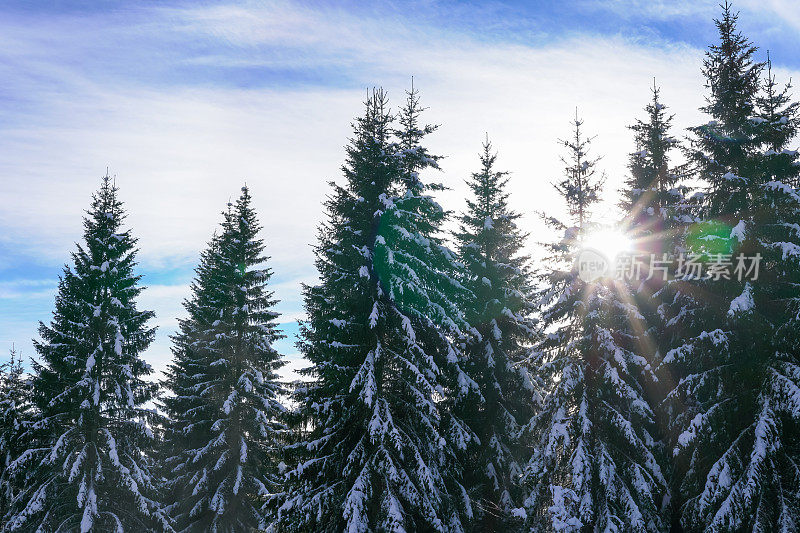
[621,82,694,339]
[621,83,696,531]
[521,115,668,532]
[756,54,800,186]
[620,83,694,394]
[552,111,605,230]
[661,5,800,530]
[280,88,472,532]
[160,187,285,532]
[378,85,479,530]
[621,82,693,252]
[5,176,169,532]
[452,138,538,530]
[0,347,33,521]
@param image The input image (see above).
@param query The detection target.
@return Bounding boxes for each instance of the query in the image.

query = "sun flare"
[582,228,633,259]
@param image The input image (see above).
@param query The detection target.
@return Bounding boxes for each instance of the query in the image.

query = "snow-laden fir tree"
[160,186,285,532]
[376,85,479,530]
[280,88,473,532]
[621,83,694,327]
[661,5,800,530]
[451,138,538,530]
[620,83,696,531]
[4,176,169,532]
[619,84,694,400]
[0,347,32,521]
[521,115,668,532]
[552,110,604,230]
[620,82,693,253]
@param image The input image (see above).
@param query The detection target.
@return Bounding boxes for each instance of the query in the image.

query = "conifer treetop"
[553,110,605,231]
[160,185,285,532]
[5,174,168,533]
[702,2,762,129]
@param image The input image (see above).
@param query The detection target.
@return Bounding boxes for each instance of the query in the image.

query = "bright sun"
[582,228,633,259]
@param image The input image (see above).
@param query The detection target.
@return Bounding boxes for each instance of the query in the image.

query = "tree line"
[1,4,799,532]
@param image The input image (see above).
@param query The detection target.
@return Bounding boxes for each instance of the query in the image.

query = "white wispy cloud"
[0,2,714,270]
[0,279,57,299]
[584,0,715,19]
[1,0,797,374]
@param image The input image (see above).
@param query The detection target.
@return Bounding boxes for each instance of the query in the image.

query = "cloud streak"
[1,0,797,377]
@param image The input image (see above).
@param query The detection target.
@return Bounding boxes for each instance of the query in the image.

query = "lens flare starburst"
[582,228,633,259]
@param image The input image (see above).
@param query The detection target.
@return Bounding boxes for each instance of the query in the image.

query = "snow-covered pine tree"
[621,83,696,531]
[621,82,694,339]
[451,138,538,530]
[661,5,800,530]
[5,175,169,532]
[280,88,472,532]
[743,53,800,531]
[552,110,604,231]
[0,346,32,521]
[160,186,285,532]
[756,54,800,188]
[375,85,479,530]
[378,84,469,344]
[521,114,668,532]
[621,82,692,252]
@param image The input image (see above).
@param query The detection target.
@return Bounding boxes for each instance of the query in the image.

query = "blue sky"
[1,0,798,379]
